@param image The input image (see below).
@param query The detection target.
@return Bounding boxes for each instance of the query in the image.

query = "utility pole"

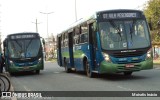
[75,0,77,21]
[32,18,41,33]
[40,11,54,60]
[40,11,54,38]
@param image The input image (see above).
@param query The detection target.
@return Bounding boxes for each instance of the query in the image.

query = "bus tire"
[36,70,40,74]
[124,72,132,76]
[64,59,71,73]
[0,74,11,91]
[85,61,94,78]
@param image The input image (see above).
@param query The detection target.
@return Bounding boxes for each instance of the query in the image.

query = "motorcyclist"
[0,53,5,73]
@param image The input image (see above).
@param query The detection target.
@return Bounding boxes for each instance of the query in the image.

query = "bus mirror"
[42,38,45,45]
[3,40,6,47]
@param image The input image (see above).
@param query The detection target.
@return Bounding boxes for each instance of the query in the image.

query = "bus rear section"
[3,32,44,74]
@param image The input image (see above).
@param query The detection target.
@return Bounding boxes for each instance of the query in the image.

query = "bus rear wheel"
[64,59,71,73]
[85,61,94,78]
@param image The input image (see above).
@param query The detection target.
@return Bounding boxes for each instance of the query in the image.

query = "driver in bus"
[101,28,114,49]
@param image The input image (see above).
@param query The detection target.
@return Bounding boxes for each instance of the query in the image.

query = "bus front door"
[57,36,62,66]
[68,32,74,68]
[89,23,97,70]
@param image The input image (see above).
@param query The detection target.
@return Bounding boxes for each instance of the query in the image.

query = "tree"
[143,0,160,44]
[143,0,160,30]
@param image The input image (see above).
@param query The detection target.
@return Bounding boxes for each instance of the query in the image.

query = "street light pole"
[40,12,54,38]
[40,11,54,60]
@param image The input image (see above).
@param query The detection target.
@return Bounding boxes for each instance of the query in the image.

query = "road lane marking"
[23,86,31,91]
[73,75,84,79]
[10,81,17,100]
[53,72,60,74]
[117,85,134,91]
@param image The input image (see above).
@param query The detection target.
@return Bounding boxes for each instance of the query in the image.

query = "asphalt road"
[9,62,160,100]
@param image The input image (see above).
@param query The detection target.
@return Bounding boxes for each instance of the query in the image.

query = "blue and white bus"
[57,9,153,77]
[3,32,45,74]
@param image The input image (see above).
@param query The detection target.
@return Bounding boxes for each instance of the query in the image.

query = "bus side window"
[74,27,80,44]
[80,23,88,43]
[64,32,68,47]
[80,34,88,43]
[92,23,97,47]
[61,33,65,47]
[73,29,75,45]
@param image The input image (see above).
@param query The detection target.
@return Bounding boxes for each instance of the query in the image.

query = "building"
[44,34,57,59]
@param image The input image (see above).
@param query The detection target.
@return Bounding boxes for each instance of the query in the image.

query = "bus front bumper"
[99,59,153,74]
[8,64,43,73]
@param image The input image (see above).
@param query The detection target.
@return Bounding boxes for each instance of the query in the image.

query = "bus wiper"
[130,29,133,41]
[117,28,122,41]
[109,20,122,41]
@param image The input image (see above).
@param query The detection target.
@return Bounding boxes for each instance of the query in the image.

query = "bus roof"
[96,9,143,13]
[6,32,40,39]
[57,9,144,36]
[7,32,39,36]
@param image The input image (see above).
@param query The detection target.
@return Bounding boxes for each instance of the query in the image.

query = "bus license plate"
[23,67,29,69]
[125,64,134,68]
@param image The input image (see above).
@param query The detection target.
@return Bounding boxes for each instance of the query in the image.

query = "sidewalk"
[153,59,160,69]
[153,59,160,64]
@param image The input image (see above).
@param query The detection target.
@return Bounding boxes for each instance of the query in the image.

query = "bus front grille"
[112,51,145,58]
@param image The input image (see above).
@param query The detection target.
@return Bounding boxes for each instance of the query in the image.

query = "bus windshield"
[8,39,41,59]
[99,19,150,50]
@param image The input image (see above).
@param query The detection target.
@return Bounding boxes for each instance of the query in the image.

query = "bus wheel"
[85,61,94,78]
[36,70,40,74]
[124,72,132,76]
[64,59,71,73]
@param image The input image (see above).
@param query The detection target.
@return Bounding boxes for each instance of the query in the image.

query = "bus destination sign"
[10,34,36,39]
[102,12,138,19]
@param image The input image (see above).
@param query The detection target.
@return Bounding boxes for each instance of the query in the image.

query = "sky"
[0,0,149,40]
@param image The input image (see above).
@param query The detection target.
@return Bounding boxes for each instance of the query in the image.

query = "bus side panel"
[62,47,74,69]
[73,43,90,71]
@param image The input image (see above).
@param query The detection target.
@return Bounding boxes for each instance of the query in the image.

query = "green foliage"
[143,0,160,44]
[144,0,160,29]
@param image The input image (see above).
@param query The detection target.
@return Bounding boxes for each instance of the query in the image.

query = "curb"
[154,64,160,68]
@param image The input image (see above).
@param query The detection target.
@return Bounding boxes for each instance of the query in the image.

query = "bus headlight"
[102,53,111,62]
[146,48,152,60]
[38,58,42,63]
[9,60,13,66]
